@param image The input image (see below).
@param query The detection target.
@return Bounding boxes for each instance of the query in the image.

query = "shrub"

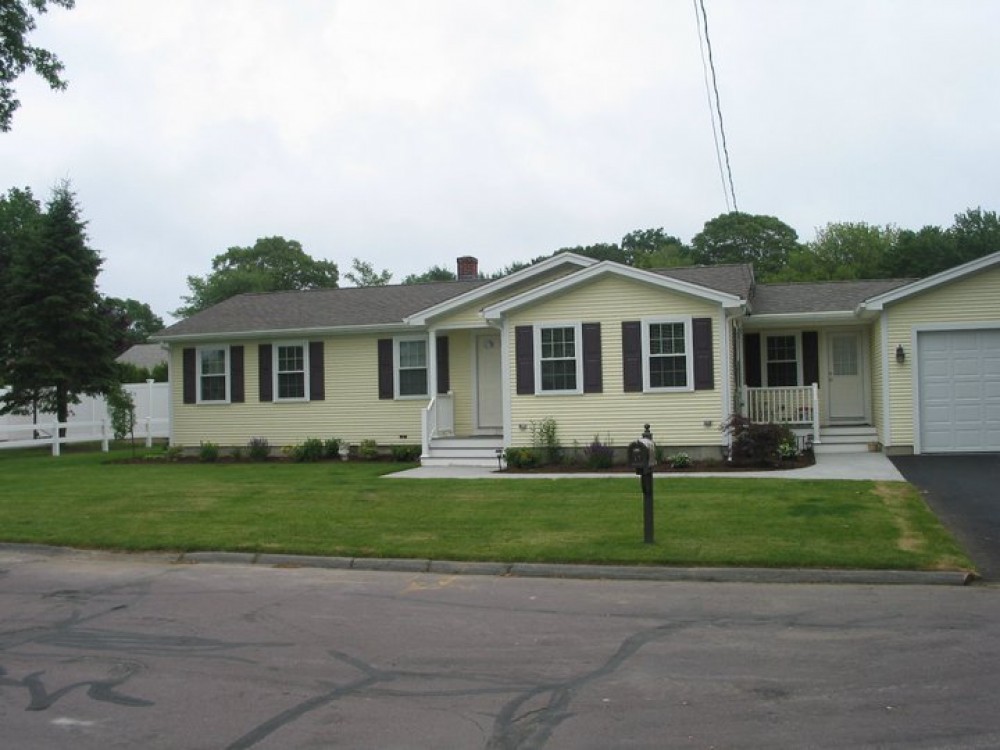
[721,414,796,467]
[247,437,270,461]
[668,452,692,469]
[230,446,244,461]
[106,384,136,441]
[289,437,325,463]
[583,435,614,470]
[199,441,219,463]
[530,417,562,465]
[324,438,342,459]
[777,439,799,460]
[358,439,379,460]
[503,447,538,469]
[165,444,184,462]
[390,444,421,462]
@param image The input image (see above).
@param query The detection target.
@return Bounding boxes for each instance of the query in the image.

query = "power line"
[694,0,738,212]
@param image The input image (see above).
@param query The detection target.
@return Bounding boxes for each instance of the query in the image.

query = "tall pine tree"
[1,182,118,429]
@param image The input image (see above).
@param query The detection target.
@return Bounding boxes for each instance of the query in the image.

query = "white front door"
[475,333,502,430]
[828,331,866,421]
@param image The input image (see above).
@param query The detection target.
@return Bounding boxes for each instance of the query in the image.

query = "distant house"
[152,251,1000,464]
[116,343,168,373]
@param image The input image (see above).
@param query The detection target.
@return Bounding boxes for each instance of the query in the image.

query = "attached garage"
[917,328,1000,452]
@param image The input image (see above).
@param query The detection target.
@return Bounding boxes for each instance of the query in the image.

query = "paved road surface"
[2,548,999,749]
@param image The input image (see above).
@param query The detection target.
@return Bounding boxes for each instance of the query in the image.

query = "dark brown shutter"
[802,331,819,387]
[258,344,273,402]
[692,318,714,391]
[377,338,394,399]
[743,333,762,388]
[182,348,196,404]
[622,321,642,392]
[230,345,245,403]
[515,326,534,395]
[309,341,325,401]
[436,336,450,394]
[582,323,602,393]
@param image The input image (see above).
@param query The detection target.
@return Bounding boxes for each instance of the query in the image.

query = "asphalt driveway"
[891,454,1000,580]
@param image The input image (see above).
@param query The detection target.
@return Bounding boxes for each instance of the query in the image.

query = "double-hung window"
[642,318,692,391]
[275,343,308,400]
[536,324,581,393]
[396,338,428,398]
[198,347,228,403]
[765,334,799,386]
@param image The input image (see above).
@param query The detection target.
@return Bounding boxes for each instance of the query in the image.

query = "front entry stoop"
[814,425,879,454]
[422,435,504,468]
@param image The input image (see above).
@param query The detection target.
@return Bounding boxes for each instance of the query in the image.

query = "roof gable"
[482,261,745,321]
[860,250,1000,310]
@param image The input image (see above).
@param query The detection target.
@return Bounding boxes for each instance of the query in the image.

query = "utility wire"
[693,0,730,212]
[694,0,738,212]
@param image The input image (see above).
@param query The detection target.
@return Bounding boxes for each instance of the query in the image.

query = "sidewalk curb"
[0,543,978,586]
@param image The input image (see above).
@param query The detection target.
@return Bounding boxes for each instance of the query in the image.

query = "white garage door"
[917,329,1000,452]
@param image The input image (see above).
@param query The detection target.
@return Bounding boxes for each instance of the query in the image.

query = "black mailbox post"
[627,424,656,544]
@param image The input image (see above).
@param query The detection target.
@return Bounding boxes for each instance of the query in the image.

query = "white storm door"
[828,332,865,421]
[476,334,502,430]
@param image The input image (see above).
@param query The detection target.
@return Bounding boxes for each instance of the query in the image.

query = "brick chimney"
[456,256,479,281]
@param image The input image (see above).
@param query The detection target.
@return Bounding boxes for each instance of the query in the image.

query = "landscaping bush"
[288,438,325,463]
[247,437,270,461]
[503,447,538,469]
[583,435,614,470]
[721,414,796,467]
[390,444,421,462]
[530,417,562,465]
[358,439,379,460]
[668,452,692,469]
[165,444,184,462]
[199,441,219,463]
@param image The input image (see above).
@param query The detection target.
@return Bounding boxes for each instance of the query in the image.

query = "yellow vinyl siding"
[446,330,476,435]
[505,275,725,450]
[884,266,1000,447]
[170,335,427,448]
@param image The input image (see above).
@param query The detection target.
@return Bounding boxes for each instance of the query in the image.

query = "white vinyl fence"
[0,381,170,454]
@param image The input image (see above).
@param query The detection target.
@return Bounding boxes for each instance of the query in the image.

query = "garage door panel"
[918,329,1000,453]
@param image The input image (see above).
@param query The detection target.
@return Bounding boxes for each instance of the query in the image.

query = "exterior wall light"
[896,344,905,364]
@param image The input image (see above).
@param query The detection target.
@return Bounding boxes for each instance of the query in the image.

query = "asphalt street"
[1,548,999,749]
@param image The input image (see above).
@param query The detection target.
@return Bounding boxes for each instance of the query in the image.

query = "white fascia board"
[403,252,598,326]
[482,262,743,321]
[153,322,414,344]
[860,250,1000,312]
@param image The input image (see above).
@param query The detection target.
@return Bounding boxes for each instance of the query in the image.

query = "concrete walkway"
[387,450,906,481]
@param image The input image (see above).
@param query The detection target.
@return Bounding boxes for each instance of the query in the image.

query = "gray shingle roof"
[751,279,914,315]
[116,343,167,368]
[651,263,755,299]
[155,280,488,339]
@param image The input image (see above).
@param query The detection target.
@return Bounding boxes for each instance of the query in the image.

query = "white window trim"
[273,341,310,402]
[762,331,803,387]
[394,335,430,400]
[642,317,694,393]
[534,322,583,395]
[196,345,230,404]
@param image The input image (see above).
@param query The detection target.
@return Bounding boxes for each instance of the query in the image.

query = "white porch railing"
[742,383,821,443]
[421,392,455,456]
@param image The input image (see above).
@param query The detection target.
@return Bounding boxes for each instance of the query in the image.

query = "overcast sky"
[3,1,998,322]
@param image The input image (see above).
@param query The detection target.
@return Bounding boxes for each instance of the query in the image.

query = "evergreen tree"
[1,182,118,429]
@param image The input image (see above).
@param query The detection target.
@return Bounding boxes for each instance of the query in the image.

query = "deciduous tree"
[175,236,338,317]
[344,257,392,287]
[0,0,75,131]
[691,212,800,279]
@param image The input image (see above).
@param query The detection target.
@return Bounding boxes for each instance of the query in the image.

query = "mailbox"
[628,439,655,472]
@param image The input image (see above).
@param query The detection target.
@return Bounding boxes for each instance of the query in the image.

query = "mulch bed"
[502,452,815,474]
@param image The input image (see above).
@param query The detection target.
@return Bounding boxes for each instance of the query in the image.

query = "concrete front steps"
[814,425,879,454]
[421,435,504,468]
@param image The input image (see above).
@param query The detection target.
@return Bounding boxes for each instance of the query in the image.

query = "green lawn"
[0,445,973,572]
